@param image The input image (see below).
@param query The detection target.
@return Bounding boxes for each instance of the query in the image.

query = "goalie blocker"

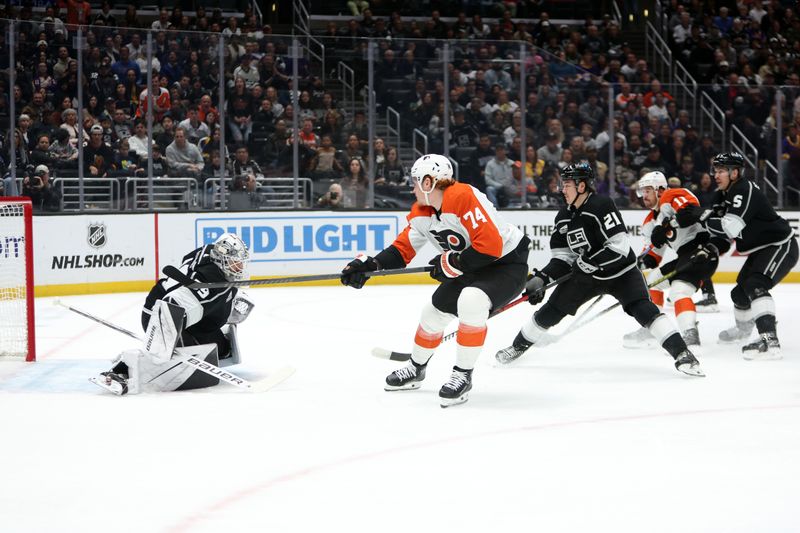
[94,233,255,395]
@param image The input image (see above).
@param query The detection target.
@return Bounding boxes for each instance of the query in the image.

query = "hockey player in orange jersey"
[622,171,721,350]
[340,154,530,407]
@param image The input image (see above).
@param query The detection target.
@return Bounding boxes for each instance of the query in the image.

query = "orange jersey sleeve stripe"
[456,323,488,347]
[659,188,700,211]
[674,298,696,315]
[442,183,503,258]
[414,325,443,349]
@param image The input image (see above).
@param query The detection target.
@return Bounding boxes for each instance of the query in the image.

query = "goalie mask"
[210,233,250,281]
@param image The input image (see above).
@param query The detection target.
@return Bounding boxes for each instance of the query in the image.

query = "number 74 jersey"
[390,182,525,270]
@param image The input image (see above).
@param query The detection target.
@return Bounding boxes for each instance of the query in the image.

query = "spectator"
[231,145,263,181]
[166,128,204,178]
[128,121,153,160]
[485,143,515,208]
[537,132,563,166]
[84,124,116,177]
[30,134,59,171]
[150,144,169,177]
[137,82,171,123]
[317,182,344,209]
[340,158,368,208]
[229,172,264,210]
[380,147,408,185]
[112,47,140,83]
[309,134,343,181]
[178,107,210,145]
[233,54,260,90]
[49,128,78,170]
[22,164,60,212]
[113,138,144,177]
[60,109,86,148]
[298,118,320,152]
[155,115,176,152]
[692,134,717,175]
[112,108,133,142]
[228,78,253,144]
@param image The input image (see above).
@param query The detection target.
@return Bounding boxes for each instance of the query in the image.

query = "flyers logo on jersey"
[567,228,590,255]
[430,229,467,251]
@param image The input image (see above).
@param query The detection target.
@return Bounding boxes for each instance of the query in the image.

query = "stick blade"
[250,366,296,393]
[371,347,412,361]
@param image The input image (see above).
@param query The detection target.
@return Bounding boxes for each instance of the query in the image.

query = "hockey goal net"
[0,197,35,361]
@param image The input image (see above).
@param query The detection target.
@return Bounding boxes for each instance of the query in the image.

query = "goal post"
[0,197,36,361]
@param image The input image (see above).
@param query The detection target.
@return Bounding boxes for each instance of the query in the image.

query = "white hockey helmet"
[210,233,250,281]
[636,171,668,198]
[411,154,454,189]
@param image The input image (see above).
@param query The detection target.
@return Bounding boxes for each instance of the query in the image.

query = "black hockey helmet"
[561,162,595,190]
[712,151,745,177]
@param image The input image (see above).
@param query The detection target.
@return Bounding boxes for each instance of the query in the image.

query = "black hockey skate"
[674,350,705,377]
[89,371,129,395]
[695,293,719,313]
[495,333,532,364]
[742,332,782,360]
[682,327,701,348]
[718,320,755,344]
[439,367,473,408]
[385,360,426,391]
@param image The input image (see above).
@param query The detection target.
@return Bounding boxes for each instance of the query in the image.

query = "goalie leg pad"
[140,344,220,392]
[143,300,185,364]
[222,324,242,367]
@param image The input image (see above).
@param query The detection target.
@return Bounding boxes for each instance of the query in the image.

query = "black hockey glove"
[638,252,659,270]
[341,254,379,289]
[649,224,672,248]
[690,243,719,265]
[573,255,599,275]
[523,270,548,305]
[429,251,463,282]
[675,205,705,228]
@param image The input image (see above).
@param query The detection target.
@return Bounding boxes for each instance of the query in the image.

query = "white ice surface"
[1,284,799,533]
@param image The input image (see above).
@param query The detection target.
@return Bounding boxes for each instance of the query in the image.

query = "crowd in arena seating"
[663,0,800,204]
[4,1,798,212]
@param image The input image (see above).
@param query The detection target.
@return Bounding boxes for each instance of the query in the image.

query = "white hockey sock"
[750,295,775,320]
[454,288,491,370]
[411,302,456,366]
[648,314,678,345]
[521,315,549,344]
[733,306,753,323]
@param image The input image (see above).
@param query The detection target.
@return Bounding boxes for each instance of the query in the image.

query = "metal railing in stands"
[412,128,428,160]
[762,160,783,208]
[53,178,120,211]
[126,177,199,211]
[611,0,622,27]
[699,92,726,148]
[674,61,698,123]
[645,21,672,84]
[204,177,313,209]
[386,107,401,153]
[338,62,355,119]
[447,156,459,183]
[292,0,326,83]
[729,124,759,176]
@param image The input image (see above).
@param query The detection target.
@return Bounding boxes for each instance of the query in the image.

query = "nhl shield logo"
[88,223,107,248]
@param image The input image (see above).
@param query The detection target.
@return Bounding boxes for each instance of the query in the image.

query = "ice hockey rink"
[1,282,799,533]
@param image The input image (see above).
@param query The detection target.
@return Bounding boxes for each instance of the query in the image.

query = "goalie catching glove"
[227,292,255,324]
[341,254,379,289]
[429,251,463,282]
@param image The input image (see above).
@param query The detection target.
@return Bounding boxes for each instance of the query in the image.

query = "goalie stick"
[180,265,433,289]
[371,273,572,361]
[55,300,294,393]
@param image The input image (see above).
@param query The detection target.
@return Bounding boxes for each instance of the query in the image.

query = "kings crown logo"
[88,223,107,249]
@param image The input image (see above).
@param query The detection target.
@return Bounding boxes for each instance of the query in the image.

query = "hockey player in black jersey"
[94,233,255,395]
[678,152,799,359]
[496,163,704,377]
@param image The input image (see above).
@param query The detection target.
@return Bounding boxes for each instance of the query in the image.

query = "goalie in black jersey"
[93,233,255,395]
[677,152,798,359]
[496,163,704,377]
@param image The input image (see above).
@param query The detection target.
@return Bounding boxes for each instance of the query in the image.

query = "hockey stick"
[546,244,657,342]
[548,265,689,341]
[54,300,293,392]
[184,265,433,289]
[371,273,572,361]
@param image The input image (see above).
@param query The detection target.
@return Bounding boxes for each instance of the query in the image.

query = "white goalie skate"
[622,327,658,349]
